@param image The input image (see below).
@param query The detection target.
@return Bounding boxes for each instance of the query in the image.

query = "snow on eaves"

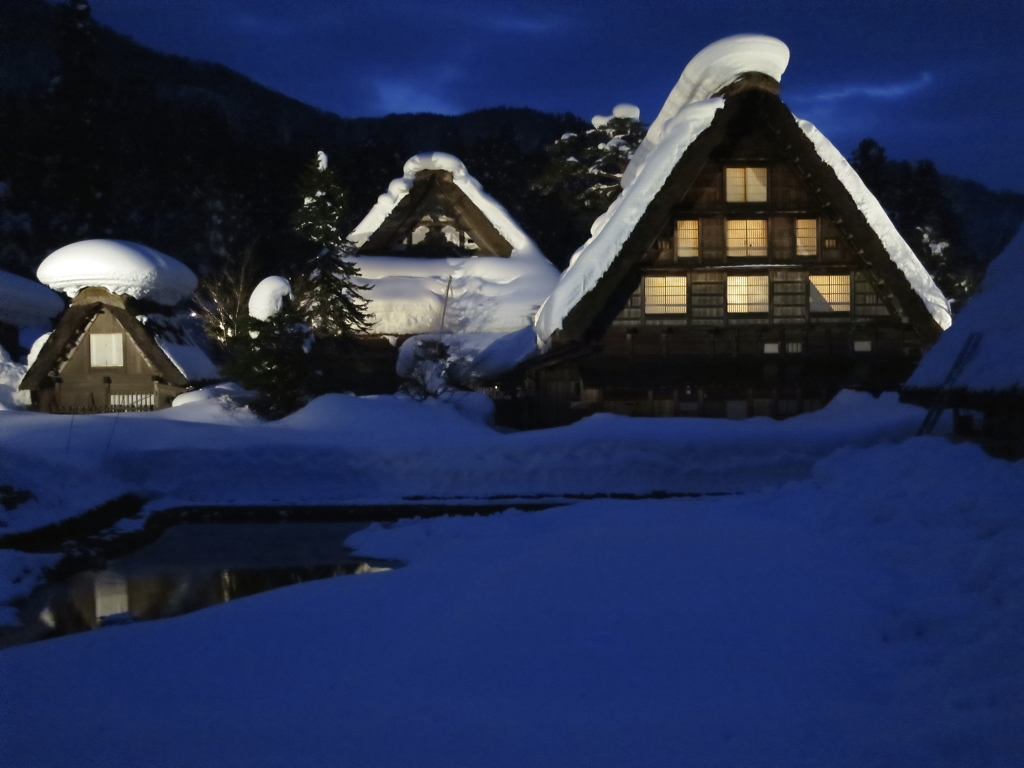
[156,340,220,383]
[623,35,790,189]
[798,121,952,331]
[143,313,221,383]
[348,152,545,261]
[37,240,197,307]
[906,228,1024,391]
[535,99,724,341]
[0,270,64,327]
[353,255,557,337]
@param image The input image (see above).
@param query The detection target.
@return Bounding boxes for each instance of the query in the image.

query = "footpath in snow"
[0,437,1021,767]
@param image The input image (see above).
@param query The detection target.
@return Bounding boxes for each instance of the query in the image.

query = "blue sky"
[90,0,1024,192]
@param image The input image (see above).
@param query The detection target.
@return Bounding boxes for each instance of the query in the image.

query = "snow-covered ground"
[1,435,1021,767]
[1,389,932,534]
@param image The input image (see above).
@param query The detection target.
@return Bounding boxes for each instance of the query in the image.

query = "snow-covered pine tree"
[291,151,372,338]
[532,104,646,219]
[222,295,312,419]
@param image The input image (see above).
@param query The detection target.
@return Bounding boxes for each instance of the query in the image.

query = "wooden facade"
[506,82,946,427]
[20,287,209,413]
[358,169,514,258]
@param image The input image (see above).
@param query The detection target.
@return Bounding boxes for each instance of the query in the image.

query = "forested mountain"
[2,0,1022,302]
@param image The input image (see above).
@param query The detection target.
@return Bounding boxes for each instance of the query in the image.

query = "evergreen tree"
[291,151,372,338]
[221,296,313,419]
[532,107,646,222]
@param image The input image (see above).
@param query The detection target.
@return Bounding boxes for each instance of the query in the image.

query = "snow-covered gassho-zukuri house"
[520,34,951,426]
[901,228,1024,456]
[347,153,560,386]
[20,240,219,413]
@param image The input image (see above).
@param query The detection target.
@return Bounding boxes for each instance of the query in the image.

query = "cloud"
[801,72,934,103]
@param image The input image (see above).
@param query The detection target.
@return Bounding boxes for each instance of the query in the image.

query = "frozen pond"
[4,523,399,647]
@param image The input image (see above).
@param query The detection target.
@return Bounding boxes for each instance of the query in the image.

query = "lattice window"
[110,393,155,409]
[772,271,808,318]
[675,220,699,258]
[691,272,726,319]
[809,275,851,312]
[727,275,769,313]
[644,276,687,314]
[613,284,643,324]
[725,167,768,202]
[726,220,767,257]
[90,333,124,368]
[796,219,818,256]
[785,341,804,354]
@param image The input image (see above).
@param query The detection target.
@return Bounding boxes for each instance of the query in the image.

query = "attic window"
[727,275,769,313]
[726,220,767,257]
[675,220,699,258]
[90,333,124,368]
[809,275,851,313]
[796,219,818,256]
[725,167,768,203]
[644,276,687,314]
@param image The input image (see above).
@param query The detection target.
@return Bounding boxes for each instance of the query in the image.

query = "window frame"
[726,219,768,258]
[89,332,125,369]
[725,167,769,203]
[809,274,852,314]
[643,274,688,315]
[726,274,770,315]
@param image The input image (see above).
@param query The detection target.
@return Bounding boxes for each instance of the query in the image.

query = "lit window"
[90,333,124,367]
[763,342,780,354]
[644,276,687,314]
[854,340,873,353]
[675,220,699,257]
[809,275,851,312]
[785,341,804,354]
[727,275,769,313]
[726,167,768,202]
[726,220,767,257]
[796,219,818,256]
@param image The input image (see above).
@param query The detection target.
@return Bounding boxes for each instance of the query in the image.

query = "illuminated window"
[854,340,873,353]
[727,275,769,313]
[90,333,124,367]
[726,167,768,202]
[763,342,780,354]
[809,275,851,312]
[726,220,767,257]
[785,341,804,354]
[675,220,699,257]
[644,275,687,314]
[796,219,818,256]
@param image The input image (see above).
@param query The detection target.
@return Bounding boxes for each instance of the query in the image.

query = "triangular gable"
[535,38,951,346]
[21,301,193,391]
[349,153,545,260]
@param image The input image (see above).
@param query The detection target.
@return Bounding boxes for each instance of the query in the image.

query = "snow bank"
[0,270,63,327]
[907,228,1024,390]
[0,389,930,532]
[622,34,789,188]
[353,255,557,337]
[0,550,61,626]
[248,276,292,321]
[396,327,539,384]
[0,344,28,410]
[349,152,546,261]
[37,240,197,306]
[2,438,1021,766]
[798,121,951,330]
[536,98,723,340]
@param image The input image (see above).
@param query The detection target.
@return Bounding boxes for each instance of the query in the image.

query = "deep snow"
[0,437,1021,767]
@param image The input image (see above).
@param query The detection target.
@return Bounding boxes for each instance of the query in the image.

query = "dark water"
[4,523,399,647]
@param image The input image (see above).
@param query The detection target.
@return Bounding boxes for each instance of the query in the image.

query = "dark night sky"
[90,0,1024,193]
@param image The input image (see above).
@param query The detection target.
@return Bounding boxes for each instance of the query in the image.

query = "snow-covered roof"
[37,240,197,307]
[353,255,557,337]
[349,152,545,261]
[143,313,220,383]
[535,33,951,342]
[248,276,293,321]
[906,228,1024,392]
[0,270,64,327]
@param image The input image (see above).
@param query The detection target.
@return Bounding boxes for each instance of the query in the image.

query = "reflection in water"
[38,562,390,637]
[7,523,397,646]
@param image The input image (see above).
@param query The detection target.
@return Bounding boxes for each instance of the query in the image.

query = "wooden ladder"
[917,332,982,436]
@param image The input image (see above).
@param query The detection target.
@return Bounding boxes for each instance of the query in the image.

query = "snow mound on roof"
[798,121,951,330]
[0,270,63,327]
[354,255,558,336]
[248,276,292,321]
[535,99,724,341]
[623,34,789,188]
[37,240,197,306]
[907,228,1024,391]
[349,152,545,261]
